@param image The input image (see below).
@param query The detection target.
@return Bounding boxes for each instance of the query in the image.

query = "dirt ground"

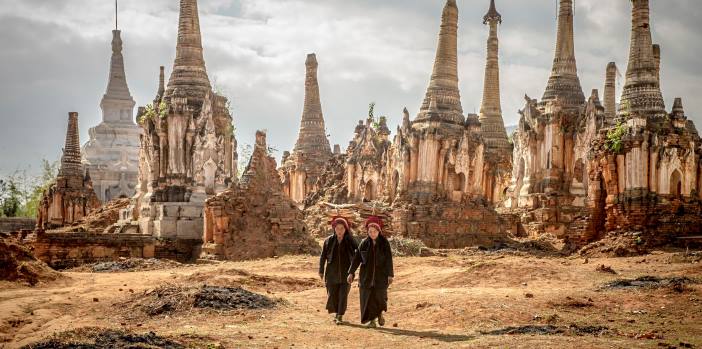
[1,248,700,349]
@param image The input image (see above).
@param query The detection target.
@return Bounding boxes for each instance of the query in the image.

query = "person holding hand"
[319,216,357,325]
[347,216,394,328]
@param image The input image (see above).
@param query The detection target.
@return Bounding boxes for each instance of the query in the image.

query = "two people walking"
[319,215,394,327]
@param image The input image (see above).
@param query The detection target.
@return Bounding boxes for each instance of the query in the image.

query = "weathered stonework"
[345,116,392,202]
[583,0,702,247]
[82,28,141,203]
[119,0,237,241]
[504,0,702,250]
[298,0,515,249]
[33,231,200,269]
[373,0,512,247]
[384,0,509,207]
[202,131,319,261]
[0,218,35,234]
[37,113,101,230]
[504,0,598,240]
[479,0,510,152]
[280,54,333,204]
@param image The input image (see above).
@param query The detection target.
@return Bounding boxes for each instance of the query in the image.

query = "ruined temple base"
[117,201,204,240]
[603,195,702,246]
[201,187,320,262]
[32,231,201,269]
[391,201,514,249]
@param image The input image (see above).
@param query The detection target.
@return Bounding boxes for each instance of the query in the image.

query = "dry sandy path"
[1,251,700,348]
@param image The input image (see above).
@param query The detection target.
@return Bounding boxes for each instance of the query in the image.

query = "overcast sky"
[1,0,700,176]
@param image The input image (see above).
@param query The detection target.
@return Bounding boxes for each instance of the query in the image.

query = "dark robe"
[348,235,394,323]
[319,231,358,315]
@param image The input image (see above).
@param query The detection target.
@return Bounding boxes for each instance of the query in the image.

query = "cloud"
[1,0,701,175]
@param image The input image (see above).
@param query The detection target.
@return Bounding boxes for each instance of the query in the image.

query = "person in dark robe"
[347,216,394,328]
[319,216,358,325]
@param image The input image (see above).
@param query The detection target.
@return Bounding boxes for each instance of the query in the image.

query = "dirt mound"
[57,198,130,233]
[130,284,279,316]
[388,236,431,257]
[183,267,322,293]
[194,286,276,310]
[454,235,565,257]
[0,234,61,286]
[668,252,702,264]
[578,231,650,257]
[600,276,697,292]
[22,327,184,349]
[67,258,184,273]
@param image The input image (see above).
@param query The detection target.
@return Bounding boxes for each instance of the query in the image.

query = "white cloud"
[1,0,701,175]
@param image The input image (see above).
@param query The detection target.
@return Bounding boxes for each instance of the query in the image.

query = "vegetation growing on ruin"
[606,122,627,153]
[138,101,168,125]
[367,102,387,132]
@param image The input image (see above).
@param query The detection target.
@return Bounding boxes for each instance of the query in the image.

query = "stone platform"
[119,201,204,240]
[32,231,200,269]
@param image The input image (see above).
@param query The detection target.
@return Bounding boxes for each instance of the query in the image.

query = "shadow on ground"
[343,323,475,342]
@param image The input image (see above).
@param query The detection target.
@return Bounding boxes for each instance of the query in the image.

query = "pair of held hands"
[319,273,394,286]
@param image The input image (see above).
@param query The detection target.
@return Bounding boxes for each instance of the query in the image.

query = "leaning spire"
[293,53,331,157]
[541,0,585,110]
[165,0,211,102]
[415,0,464,125]
[619,0,665,119]
[479,0,509,150]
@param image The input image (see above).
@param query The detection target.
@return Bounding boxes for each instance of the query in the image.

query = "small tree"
[606,122,627,153]
[0,159,59,218]
[0,179,21,217]
[22,160,59,217]
[237,143,253,178]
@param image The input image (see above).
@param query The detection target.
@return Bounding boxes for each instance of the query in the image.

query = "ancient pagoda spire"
[541,0,585,109]
[59,112,85,181]
[479,0,509,149]
[100,12,135,124]
[604,62,617,121]
[293,53,331,157]
[415,0,464,125]
[165,0,211,102]
[619,0,665,119]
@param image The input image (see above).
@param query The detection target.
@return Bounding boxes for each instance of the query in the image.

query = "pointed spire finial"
[415,0,464,125]
[541,0,585,109]
[619,0,665,118]
[483,0,502,24]
[166,0,211,102]
[292,53,331,163]
[115,0,118,31]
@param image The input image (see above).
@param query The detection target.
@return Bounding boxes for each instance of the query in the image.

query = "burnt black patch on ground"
[480,325,564,336]
[129,284,278,317]
[480,324,610,337]
[68,258,184,273]
[600,276,698,292]
[22,327,184,349]
[194,285,276,310]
